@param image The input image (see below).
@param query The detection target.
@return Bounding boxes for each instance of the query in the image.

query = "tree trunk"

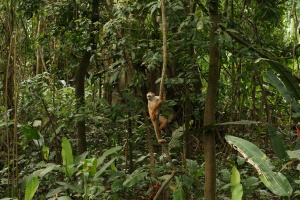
[36,15,44,75]
[203,0,219,199]
[157,0,175,171]
[75,0,99,153]
[127,112,134,173]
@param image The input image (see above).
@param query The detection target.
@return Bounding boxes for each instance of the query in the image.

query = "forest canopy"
[0,0,300,199]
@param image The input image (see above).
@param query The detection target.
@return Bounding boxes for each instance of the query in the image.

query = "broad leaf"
[74,151,88,165]
[83,158,97,177]
[61,137,74,178]
[257,59,300,100]
[38,163,57,177]
[169,126,184,149]
[265,70,299,111]
[93,157,118,180]
[21,124,40,140]
[191,120,260,133]
[186,159,199,176]
[97,146,122,166]
[173,187,186,200]
[232,184,243,200]
[123,171,148,188]
[57,182,82,193]
[225,135,292,197]
[265,70,292,101]
[231,166,243,200]
[25,177,39,200]
[231,166,240,187]
[46,187,65,198]
[267,125,287,159]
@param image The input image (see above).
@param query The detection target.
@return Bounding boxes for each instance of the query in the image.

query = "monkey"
[146,92,168,130]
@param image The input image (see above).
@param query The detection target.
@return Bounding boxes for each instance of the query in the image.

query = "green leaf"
[169,127,184,149]
[189,120,260,135]
[225,135,292,197]
[186,159,199,176]
[258,59,300,100]
[123,171,148,188]
[83,158,97,177]
[38,163,57,177]
[267,125,287,159]
[0,198,17,200]
[226,28,239,33]
[97,146,122,166]
[61,137,74,178]
[243,176,260,197]
[0,121,14,127]
[231,166,243,200]
[287,150,300,160]
[46,187,65,198]
[264,70,299,111]
[216,120,259,126]
[111,179,123,193]
[25,177,39,200]
[173,187,186,200]
[74,151,88,165]
[42,145,49,161]
[265,70,292,101]
[21,124,40,140]
[93,157,118,180]
[56,182,82,193]
[231,166,240,187]
[232,184,243,200]
[48,197,72,200]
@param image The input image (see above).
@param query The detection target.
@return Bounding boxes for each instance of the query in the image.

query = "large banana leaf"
[225,135,292,197]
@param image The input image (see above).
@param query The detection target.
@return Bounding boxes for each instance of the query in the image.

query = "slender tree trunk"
[156,0,175,171]
[36,15,43,75]
[203,0,219,199]
[3,3,15,195]
[183,96,191,165]
[75,0,99,153]
[257,73,270,146]
[143,109,156,177]
[183,0,197,166]
[127,112,134,173]
[12,35,19,197]
[251,75,256,120]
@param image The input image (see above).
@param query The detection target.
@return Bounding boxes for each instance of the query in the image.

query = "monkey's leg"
[150,113,167,143]
[159,116,167,130]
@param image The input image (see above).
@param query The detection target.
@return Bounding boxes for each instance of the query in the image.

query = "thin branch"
[196,0,274,60]
[153,171,175,200]
[153,170,203,199]
[152,0,175,172]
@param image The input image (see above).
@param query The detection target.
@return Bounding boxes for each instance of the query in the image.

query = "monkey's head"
[146,92,155,101]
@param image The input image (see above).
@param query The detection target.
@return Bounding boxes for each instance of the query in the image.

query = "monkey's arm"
[150,100,161,121]
[153,99,162,110]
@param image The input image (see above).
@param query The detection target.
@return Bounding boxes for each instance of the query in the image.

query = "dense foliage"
[0,0,299,199]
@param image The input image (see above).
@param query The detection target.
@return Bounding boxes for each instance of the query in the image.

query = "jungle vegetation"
[0,0,300,199]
